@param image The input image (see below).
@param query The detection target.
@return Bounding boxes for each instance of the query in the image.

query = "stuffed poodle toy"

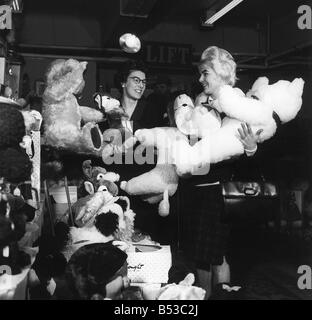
[120,127,186,216]
[172,77,305,176]
[174,93,221,139]
[42,59,105,155]
[172,93,223,176]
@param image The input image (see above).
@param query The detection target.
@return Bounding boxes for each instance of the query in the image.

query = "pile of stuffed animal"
[120,77,305,214]
[58,160,135,261]
[171,77,305,176]
[41,58,305,217]
[0,102,39,299]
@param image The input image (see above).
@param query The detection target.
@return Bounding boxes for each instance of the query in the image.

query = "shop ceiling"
[15,0,312,70]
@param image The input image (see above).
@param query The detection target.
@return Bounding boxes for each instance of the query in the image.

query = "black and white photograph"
[0,0,312,306]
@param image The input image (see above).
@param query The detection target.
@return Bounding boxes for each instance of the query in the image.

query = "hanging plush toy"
[172,77,305,176]
[42,59,105,155]
[119,33,141,53]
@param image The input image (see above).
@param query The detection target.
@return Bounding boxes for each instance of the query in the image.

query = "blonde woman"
[181,46,261,299]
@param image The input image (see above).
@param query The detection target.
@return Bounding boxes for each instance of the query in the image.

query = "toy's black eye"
[182,103,188,107]
[97,173,105,180]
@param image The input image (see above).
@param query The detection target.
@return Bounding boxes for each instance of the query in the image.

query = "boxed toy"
[127,245,172,284]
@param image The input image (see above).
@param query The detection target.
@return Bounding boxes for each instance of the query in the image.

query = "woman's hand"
[238,123,263,153]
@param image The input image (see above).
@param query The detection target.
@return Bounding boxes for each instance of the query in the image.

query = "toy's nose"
[98,185,108,192]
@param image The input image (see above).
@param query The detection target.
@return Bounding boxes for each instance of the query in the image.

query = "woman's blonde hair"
[200,46,237,86]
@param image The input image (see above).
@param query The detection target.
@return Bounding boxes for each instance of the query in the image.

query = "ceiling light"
[204,0,245,25]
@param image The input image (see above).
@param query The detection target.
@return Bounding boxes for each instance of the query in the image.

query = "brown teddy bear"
[42,59,105,155]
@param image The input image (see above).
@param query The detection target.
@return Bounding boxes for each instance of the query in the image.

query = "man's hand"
[238,123,263,153]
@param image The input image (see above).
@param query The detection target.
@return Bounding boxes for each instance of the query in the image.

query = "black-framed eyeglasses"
[128,76,147,86]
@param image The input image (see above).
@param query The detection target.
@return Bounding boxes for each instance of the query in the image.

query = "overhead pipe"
[193,51,266,59]
[267,61,312,69]
[237,55,265,64]
[236,63,267,70]
[19,52,127,63]
[237,61,312,70]
[266,41,312,62]
[17,44,124,55]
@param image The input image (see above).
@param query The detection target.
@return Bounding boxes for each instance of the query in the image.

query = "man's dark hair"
[65,243,127,300]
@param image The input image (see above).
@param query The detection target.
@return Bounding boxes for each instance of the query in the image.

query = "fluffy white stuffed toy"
[172,94,221,176]
[120,127,187,216]
[143,273,206,300]
[174,93,221,138]
[172,77,305,176]
[216,77,304,142]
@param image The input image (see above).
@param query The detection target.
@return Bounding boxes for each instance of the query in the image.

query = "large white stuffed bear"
[172,77,305,176]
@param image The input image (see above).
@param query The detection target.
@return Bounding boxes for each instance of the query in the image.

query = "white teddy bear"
[172,77,305,176]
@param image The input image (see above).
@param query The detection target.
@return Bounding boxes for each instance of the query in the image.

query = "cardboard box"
[127,245,172,284]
